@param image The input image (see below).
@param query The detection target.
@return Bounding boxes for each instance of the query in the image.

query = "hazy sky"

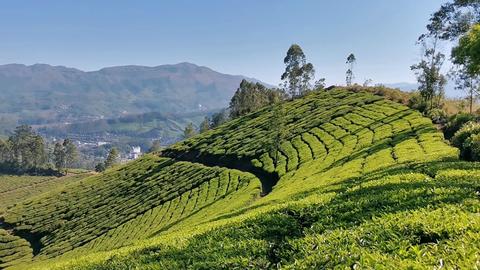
[0,0,449,87]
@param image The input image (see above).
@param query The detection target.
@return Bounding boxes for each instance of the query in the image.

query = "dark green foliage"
[148,140,162,153]
[444,113,477,139]
[452,121,480,160]
[229,80,283,119]
[6,125,46,172]
[199,117,210,133]
[53,142,66,171]
[95,162,106,172]
[183,123,196,139]
[63,139,78,170]
[210,109,229,128]
[281,44,315,97]
[104,148,119,169]
[426,108,448,124]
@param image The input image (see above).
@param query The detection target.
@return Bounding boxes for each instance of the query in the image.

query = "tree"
[0,139,12,163]
[211,109,229,128]
[314,78,326,90]
[95,162,106,173]
[410,38,447,111]
[346,53,356,86]
[229,80,284,119]
[148,140,162,153]
[363,79,373,87]
[63,139,78,170]
[8,125,46,170]
[449,23,480,115]
[423,0,480,41]
[452,23,480,75]
[281,44,315,97]
[199,117,210,133]
[104,148,119,169]
[451,65,480,113]
[183,123,196,139]
[53,142,66,171]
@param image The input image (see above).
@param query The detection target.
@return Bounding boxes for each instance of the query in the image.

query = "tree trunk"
[470,90,474,114]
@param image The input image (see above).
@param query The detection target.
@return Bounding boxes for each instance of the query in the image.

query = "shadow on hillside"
[115,160,479,269]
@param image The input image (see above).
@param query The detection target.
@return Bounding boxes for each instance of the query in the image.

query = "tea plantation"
[1,88,479,269]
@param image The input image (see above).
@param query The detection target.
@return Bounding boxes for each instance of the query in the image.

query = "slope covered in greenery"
[0,173,92,212]
[1,88,479,269]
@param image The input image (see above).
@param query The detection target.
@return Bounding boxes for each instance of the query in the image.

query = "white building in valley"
[128,146,142,160]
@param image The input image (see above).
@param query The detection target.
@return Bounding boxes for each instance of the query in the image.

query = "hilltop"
[0,62,269,134]
[0,87,479,269]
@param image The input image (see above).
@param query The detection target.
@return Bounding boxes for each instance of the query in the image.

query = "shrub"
[426,108,448,124]
[408,92,427,113]
[452,121,480,160]
[444,113,476,139]
[463,133,480,161]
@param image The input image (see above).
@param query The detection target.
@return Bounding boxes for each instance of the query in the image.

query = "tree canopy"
[229,80,283,119]
[183,123,196,139]
[452,23,480,76]
[423,0,480,41]
[281,44,315,97]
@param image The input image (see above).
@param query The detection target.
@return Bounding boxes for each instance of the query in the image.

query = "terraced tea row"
[165,89,457,185]
[1,88,476,269]
[0,155,259,260]
[76,169,258,252]
[0,229,32,269]
[0,174,91,212]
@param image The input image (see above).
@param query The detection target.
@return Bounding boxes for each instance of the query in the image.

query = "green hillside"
[1,88,479,269]
[0,174,91,212]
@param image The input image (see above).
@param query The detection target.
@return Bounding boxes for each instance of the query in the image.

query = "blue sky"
[0,1,450,87]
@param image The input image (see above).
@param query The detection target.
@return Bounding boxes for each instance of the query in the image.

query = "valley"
[1,88,478,269]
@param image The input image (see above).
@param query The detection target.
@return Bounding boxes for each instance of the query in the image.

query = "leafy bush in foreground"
[452,121,480,160]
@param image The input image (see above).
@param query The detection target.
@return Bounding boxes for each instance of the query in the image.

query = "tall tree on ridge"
[411,25,447,112]
[53,142,66,172]
[199,117,210,133]
[104,148,119,169]
[451,24,480,113]
[183,123,196,139]
[148,140,162,153]
[211,109,229,128]
[281,44,315,97]
[63,138,78,172]
[229,79,283,119]
[346,53,356,86]
[422,1,480,112]
[8,125,46,170]
[0,139,12,164]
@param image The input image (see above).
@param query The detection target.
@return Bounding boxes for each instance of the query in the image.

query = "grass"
[0,87,479,269]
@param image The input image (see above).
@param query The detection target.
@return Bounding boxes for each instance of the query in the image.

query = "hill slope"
[1,87,479,269]
[0,62,268,134]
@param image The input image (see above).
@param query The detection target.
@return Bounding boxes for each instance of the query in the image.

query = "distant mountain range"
[384,82,460,98]
[0,62,270,134]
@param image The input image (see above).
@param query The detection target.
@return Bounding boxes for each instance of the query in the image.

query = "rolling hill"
[0,62,269,135]
[1,87,479,269]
